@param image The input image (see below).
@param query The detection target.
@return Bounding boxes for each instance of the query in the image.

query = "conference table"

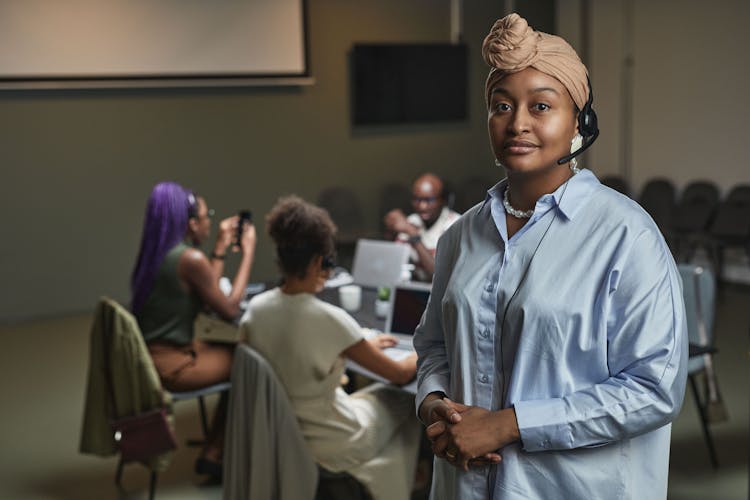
[197,283,418,394]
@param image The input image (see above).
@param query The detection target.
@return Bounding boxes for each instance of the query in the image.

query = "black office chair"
[454,175,495,213]
[600,174,631,197]
[672,180,720,261]
[679,264,727,469]
[318,186,368,269]
[378,181,412,236]
[638,178,677,246]
[708,184,750,283]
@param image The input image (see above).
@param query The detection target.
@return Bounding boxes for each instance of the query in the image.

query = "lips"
[503,140,538,154]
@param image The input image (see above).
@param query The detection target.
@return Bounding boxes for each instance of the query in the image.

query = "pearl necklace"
[503,188,534,219]
[502,167,580,219]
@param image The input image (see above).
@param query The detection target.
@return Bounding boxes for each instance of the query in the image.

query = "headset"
[557,78,599,165]
[187,192,198,219]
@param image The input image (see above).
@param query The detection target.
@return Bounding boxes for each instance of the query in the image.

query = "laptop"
[351,239,411,288]
[384,281,432,347]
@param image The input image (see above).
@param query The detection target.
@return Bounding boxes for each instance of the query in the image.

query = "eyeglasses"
[191,208,214,220]
[412,196,439,204]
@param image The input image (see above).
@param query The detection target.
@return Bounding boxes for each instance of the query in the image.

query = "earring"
[571,133,583,152]
[494,158,505,168]
[569,134,583,174]
[569,157,580,174]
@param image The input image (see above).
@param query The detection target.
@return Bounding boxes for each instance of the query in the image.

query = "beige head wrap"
[482,13,589,110]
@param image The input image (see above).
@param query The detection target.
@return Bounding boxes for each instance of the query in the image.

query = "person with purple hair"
[130,181,256,478]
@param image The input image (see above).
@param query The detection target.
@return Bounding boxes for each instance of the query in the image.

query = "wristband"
[210,252,227,260]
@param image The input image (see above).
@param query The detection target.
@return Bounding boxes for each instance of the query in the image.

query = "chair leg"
[149,470,158,500]
[689,374,719,469]
[115,457,125,486]
[198,395,209,438]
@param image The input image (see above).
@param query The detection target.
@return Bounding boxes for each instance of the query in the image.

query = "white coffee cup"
[374,299,390,319]
[339,285,362,312]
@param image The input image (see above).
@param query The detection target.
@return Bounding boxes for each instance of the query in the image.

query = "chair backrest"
[80,297,171,468]
[726,184,750,204]
[638,178,676,233]
[454,175,495,213]
[681,181,721,206]
[600,174,631,197]
[710,184,750,239]
[223,344,318,500]
[96,298,165,413]
[673,180,720,233]
[709,199,750,240]
[378,182,412,228]
[317,186,364,240]
[678,264,716,373]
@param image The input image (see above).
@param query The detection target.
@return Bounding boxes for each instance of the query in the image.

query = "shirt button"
[480,329,489,339]
[480,374,489,383]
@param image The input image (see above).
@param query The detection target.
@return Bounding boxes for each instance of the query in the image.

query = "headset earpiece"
[577,88,598,138]
[557,77,600,165]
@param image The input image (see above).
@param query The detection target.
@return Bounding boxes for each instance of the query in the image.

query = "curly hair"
[266,195,337,279]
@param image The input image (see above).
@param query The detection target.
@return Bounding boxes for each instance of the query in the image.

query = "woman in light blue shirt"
[414,13,688,500]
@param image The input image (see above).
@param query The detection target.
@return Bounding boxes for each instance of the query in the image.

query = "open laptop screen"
[352,239,411,288]
[385,282,432,336]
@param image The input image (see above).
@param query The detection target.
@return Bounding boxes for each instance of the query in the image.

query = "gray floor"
[0,286,747,500]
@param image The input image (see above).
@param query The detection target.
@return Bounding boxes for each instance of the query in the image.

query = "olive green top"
[137,242,201,346]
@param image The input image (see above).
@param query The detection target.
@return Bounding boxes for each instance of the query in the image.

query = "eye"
[533,103,550,112]
[494,102,512,112]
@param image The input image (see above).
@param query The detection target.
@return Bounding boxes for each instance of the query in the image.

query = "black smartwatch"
[408,234,422,245]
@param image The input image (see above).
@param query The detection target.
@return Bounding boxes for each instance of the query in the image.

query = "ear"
[187,217,199,235]
[312,255,324,273]
[305,255,324,278]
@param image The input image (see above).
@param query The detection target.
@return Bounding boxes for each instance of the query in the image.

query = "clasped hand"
[423,396,520,471]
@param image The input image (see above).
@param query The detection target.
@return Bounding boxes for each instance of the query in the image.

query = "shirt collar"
[479,168,599,221]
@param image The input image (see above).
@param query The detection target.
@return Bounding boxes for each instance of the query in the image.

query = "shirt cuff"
[415,373,450,422]
[514,397,572,452]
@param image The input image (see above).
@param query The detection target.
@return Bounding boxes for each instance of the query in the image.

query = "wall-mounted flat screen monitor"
[352,43,467,125]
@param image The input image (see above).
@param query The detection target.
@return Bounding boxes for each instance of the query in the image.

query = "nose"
[507,107,531,135]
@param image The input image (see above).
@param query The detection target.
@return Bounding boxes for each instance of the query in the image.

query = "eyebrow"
[492,86,561,96]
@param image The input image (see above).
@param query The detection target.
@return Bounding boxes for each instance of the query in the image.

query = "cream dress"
[242,288,420,500]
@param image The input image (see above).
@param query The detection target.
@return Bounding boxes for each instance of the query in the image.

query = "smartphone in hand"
[236,209,252,248]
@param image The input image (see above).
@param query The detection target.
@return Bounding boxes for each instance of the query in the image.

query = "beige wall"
[559,0,750,194]
[7,0,746,322]
[0,1,505,322]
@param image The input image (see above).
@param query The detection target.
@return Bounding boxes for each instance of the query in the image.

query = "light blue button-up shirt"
[414,169,688,500]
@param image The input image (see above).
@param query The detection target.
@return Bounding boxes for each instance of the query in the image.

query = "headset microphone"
[557,78,599,165]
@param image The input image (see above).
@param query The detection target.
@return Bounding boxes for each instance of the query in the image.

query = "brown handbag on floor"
[110,406,177,462]
[102,323,177,462]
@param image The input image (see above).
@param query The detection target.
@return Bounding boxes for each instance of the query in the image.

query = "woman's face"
[189,197,212,244]
[488,67,578,174]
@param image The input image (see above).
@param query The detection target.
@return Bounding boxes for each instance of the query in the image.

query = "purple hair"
[130,181,194,313]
